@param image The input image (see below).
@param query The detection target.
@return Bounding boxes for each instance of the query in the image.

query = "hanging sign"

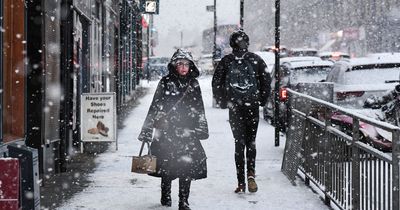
[141,0,160,14]
[206,5,215,12]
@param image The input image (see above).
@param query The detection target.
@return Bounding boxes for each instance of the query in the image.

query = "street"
[57,76,328,210]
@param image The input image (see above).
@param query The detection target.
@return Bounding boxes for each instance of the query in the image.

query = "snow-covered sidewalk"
[58,76,328,210]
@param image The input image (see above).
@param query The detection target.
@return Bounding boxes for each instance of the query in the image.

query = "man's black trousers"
[229,105,259,185]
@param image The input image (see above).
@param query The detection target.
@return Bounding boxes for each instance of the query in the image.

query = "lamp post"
[180,31,183,48]
[274,0,281,147]
[150,14,154,56]
[146,14,150,81]
[213,0,217,66]
[240,0,244,29]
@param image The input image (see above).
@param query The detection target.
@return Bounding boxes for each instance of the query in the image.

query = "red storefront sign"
[343,27,359,41]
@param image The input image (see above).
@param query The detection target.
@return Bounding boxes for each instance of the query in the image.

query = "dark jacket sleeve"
[138,79,165,142]
[256,56,272,107]
[212,57,229,109]
[380,89,399,104]
[192,80,209,140]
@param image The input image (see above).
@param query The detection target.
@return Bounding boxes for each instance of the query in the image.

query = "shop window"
[93,1,100,20]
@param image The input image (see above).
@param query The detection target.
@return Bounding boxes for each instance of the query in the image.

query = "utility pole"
[207,0,219,108]
[240,0,244,29]
[150,14,154,56]
[213,0,217,66]
[146,14,150,81]
[274,0,281,147]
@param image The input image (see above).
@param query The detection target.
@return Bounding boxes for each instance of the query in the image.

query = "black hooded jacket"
[364,85,400,126]
[212,42,271,108]
[138,49,209,179]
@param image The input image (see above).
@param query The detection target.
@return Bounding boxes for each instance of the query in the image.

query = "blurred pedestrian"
[138,49,209,210]
[212,29,271,193]
[363,84,400,126]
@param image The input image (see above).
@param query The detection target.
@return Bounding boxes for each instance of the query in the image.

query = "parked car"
[325,53,400,108]
[261,45,289,57]
[254,51,275,73]
[307,94,394,152]
[146,56,169,80]
[323,53,400,152]
[198,54,214,75]
[263,56,334,131]
[288,48,318,57]
[319,51,350,61]
[329,109,393,152]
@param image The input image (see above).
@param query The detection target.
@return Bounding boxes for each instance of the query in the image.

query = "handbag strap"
[138,141,151,156]
[164,80,193,116]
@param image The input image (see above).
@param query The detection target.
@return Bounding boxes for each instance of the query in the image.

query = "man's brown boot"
[247,172,258,193]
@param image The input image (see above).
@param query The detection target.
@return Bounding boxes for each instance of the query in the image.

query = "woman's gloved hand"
[138,129,152,142]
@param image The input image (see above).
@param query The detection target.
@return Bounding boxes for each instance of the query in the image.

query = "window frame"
[0,0,3,143]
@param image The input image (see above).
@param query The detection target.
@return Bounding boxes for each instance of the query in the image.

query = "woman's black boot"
[179,201,191,210]
[178,178,191,210]
[161,178,172,207]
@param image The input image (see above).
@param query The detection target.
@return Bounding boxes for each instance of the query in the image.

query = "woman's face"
[175,59,190,76]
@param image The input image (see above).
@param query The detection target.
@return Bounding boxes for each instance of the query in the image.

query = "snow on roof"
[281,56,322,62]
[350,53,400,66]
[281,56,333,68]
[280,56,333,69]
[290,48,318,52]
[289,60,334,69]
[261,45,288,50]
[318,51,350,57]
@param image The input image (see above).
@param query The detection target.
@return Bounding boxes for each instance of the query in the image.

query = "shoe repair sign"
[81,93,117,142]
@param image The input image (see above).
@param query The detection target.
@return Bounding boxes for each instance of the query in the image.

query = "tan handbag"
[131,141,157,174]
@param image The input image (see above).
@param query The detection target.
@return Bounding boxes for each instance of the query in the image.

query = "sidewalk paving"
[52,76,328,210]
[40,86,149,209]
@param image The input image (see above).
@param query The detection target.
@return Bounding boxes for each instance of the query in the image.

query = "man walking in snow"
[212,29,271,193]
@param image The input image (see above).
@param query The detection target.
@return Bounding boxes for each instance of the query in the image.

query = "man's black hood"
[168,49,200,78]
[229,29,249,50]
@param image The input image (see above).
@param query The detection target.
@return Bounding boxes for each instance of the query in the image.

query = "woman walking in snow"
[138,49,209,210]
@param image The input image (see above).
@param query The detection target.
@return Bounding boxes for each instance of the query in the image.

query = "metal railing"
[285,88,400,210]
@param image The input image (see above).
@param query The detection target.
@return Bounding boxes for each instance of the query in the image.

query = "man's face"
[234,36,248,49]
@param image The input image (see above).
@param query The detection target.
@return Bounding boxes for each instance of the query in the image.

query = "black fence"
[283,88,400,210]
